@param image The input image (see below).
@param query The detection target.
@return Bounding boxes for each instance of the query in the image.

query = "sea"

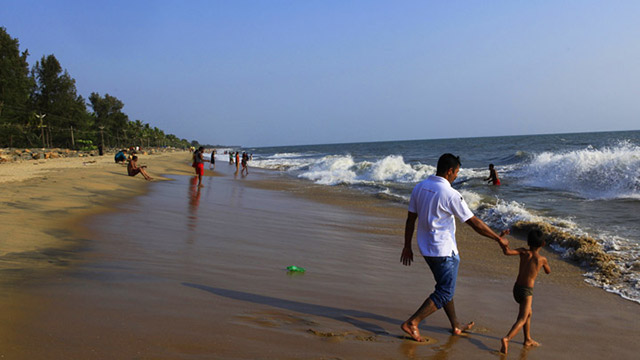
[221,130,640,304]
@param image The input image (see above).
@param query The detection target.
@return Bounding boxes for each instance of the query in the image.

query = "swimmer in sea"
[485,163,501,185]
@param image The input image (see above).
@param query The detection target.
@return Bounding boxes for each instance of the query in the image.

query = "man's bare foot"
[401,321,425,342]
[524,339,540,347]
[453,321,475,335]
[500,337,509,354]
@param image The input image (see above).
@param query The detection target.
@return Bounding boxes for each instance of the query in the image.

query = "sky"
[2,0,640,147]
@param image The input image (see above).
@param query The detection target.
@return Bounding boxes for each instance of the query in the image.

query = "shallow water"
[238,130,640,303]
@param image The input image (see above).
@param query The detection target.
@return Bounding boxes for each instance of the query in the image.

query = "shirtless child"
[127,155,152,181]
[499,229,551,355]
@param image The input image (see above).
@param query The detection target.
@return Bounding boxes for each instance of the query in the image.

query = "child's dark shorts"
[513,283,533,304]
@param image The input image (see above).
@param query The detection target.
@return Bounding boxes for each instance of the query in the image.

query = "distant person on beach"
[114,149,127,163]
[235,152,240,172]
[229,152,234,164]
[209,149,216,170]
[192,146,205,187]
[127,155,152,181]
[499,229,551,355]
[485,163,501,185]
[400,153,508,342]
[241,152,248,175]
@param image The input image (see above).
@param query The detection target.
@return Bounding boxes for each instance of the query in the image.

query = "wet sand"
[1,156,639,359]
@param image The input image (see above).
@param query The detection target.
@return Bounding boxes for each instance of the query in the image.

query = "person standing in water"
[192,146,205,187]
[485,164,501,185]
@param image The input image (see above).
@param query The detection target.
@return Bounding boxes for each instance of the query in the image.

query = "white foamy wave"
[583,231,640,304]
[298,155,358,185]
[459,190,483,211]
[297,155,435,186]
[270,152,308,159]
[458,167,489,180]
[368,155,434,183]
[475,198,577,231]
[250,157,311,171]
[515,141,640,199]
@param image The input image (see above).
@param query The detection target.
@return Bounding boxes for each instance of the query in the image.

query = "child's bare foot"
[453,321,474,335]
[524,339,540,347]
[500,337,509,354]
[401,321,425,342]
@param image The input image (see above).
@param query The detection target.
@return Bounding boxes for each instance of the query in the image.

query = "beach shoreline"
[1,153,638,359]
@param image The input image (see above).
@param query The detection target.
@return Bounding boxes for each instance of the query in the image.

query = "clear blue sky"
[3,0,639,147]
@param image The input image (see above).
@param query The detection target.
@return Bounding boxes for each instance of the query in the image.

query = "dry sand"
[0,153,638,359]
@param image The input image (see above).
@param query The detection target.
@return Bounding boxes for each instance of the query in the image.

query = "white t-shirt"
[408,175,475,257]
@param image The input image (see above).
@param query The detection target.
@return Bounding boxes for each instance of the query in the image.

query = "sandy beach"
[1,152,639,359]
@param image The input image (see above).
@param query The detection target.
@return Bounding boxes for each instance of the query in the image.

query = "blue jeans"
[425,253,460,309]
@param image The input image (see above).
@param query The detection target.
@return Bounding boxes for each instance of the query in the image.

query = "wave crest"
[516,141,640,199]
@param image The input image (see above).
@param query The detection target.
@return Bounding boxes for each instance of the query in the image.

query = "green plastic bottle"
[286,265,305,273]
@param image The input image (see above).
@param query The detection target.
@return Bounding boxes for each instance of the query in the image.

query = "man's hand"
[401,247,413,266]
[498,229,510,248]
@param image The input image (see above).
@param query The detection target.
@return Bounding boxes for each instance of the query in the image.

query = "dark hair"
[527,229,545,248]
[489,163,494,168]
[436,153,461,175]
[198,146,204,151]
[132,155,138,161]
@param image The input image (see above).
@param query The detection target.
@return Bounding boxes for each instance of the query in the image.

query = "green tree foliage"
[0,27,35,146]
[89,92,129,147]
[31,54,92,148]
[0,27,196,150]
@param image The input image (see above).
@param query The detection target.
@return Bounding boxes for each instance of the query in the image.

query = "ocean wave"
[514,141,640,200]
[296,154,436,186]
[270,152,309,159]
[250,157,312,171]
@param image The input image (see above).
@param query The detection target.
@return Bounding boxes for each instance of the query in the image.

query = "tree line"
[0,27,196,150]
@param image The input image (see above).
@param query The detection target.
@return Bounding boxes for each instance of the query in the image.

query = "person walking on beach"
[484,163,501,185]
[235,151,240,173]
[499,229,551,355]
[192,146,205,187]
[209,149,216,170]
[241,152,249,175]
[400,153,508,342]
[127,155,152,181]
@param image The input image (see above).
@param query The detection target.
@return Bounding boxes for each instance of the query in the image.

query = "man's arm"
[465,216,508,247]
[542,258,551,274]
[401,212,417,266]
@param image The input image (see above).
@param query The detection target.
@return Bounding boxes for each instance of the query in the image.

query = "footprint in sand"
[236,310,318,329]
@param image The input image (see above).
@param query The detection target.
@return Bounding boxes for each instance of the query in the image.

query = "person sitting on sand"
[484,163,501,185]
[400,153,508,342]
[114,149,127,163]
[127,155,152,181]
[499,229,551,355]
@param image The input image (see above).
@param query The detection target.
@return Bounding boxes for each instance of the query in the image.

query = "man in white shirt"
[400,153,508,342]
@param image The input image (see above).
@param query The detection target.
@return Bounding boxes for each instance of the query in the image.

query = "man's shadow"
[183,282,445,339]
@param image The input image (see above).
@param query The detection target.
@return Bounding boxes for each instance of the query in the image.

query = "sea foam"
[515,141,640,200]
